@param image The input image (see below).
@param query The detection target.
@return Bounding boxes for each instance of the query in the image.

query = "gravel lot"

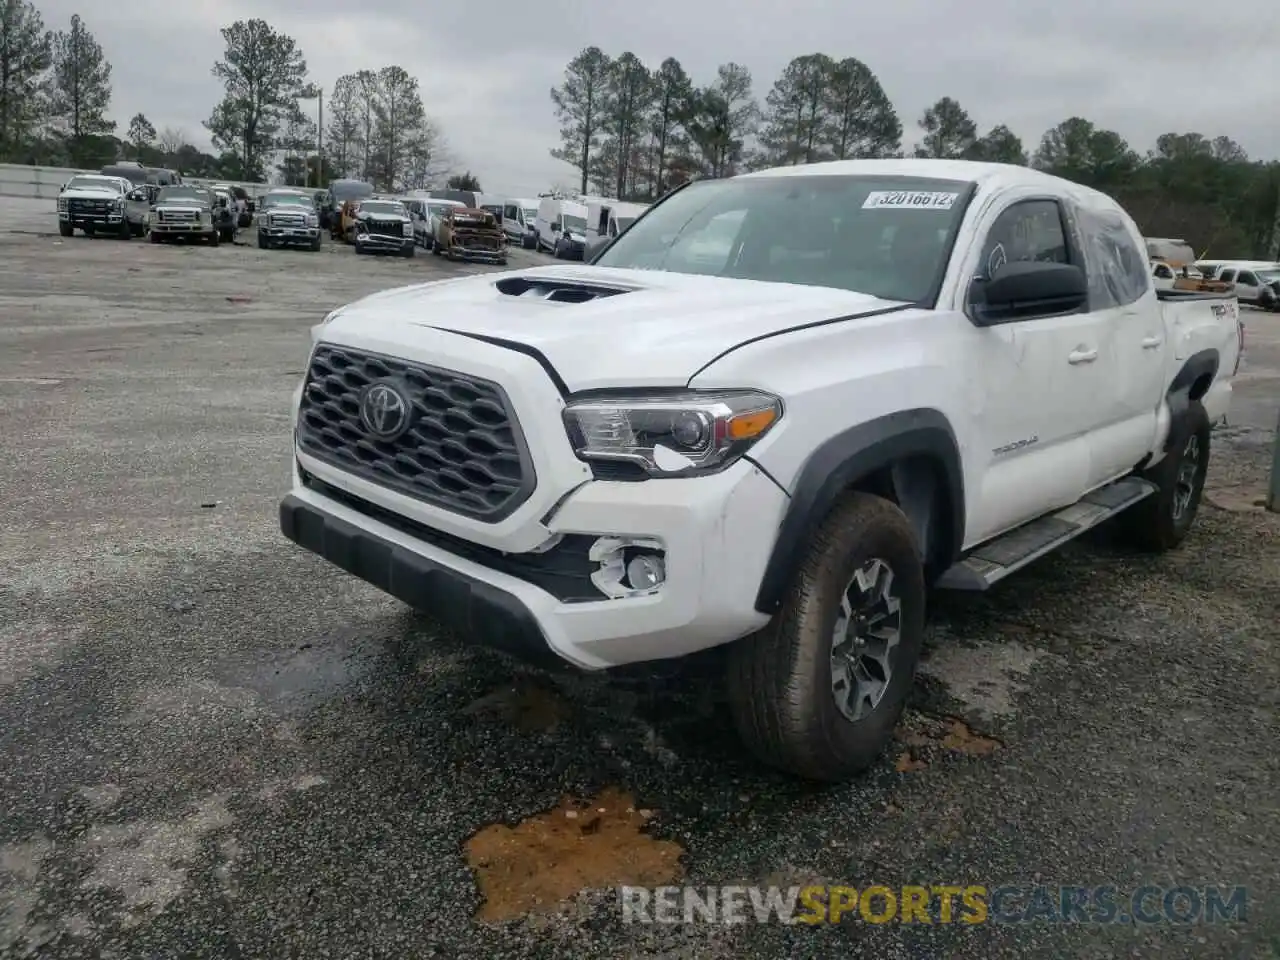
[1,195,1278,959]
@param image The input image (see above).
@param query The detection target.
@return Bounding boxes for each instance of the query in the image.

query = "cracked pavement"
[1,196,1278,959]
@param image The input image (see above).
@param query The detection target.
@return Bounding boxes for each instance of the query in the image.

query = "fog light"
[589,536,666,599]
[626,553,665,590]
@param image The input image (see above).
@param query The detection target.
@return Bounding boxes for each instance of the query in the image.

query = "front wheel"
[209,230,220,247]
[58,221,73,237]
[149,231,161,243]
[727,492,926,781]
[310,236,321,252]
[1119,399,1211,551]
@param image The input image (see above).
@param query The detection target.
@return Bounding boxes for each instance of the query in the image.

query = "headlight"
[111,197,123,209]
[402,222,413,237]
[562,391,782,477]
[307,215,318,227]
[58,198,68,210]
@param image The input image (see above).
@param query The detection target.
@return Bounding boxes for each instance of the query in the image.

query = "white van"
[535,198,588,259]
[502,198,540,248]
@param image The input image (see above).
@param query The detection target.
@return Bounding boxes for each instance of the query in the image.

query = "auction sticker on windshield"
[862,191,959,210]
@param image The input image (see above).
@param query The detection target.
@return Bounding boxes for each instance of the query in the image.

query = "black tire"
[310,236,321,252]
[258,233,268,249]
[209,230,220,247]
[1119,400,1211,551]
[84,225,95,237]
[118,219,131,240]
[432,243,442,257]
[149,231,161,243]
[402,245,415,258]
[727,492,926,781]
[58,221,73,237]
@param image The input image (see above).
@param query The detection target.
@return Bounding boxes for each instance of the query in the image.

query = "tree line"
[0,3,449,190]
[551,48,1280,259]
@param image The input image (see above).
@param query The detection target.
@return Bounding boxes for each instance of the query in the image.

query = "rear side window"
[1237,271,1257,285]
[1219,269,1236,282]
[1071,202,1149,308]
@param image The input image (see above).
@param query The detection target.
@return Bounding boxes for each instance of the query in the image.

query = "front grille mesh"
[296,345,533,521]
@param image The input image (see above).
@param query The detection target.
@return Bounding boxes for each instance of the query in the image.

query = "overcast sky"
[34,0,1279,196]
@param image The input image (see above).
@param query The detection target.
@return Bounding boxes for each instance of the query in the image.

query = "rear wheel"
[727,492,926,781]
[1119,399,1211,551]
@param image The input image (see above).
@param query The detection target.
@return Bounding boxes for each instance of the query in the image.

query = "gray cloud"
[33,0,1279,195]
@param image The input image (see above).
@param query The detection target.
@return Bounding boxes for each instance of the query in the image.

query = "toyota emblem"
[359,381,412,440]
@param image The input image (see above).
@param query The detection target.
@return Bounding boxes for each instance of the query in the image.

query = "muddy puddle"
[895,714,1003,772]
[465,787,684,922]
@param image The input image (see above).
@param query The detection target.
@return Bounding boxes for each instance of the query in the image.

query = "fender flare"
[1163,349,1218,450]
[753,408,966,615]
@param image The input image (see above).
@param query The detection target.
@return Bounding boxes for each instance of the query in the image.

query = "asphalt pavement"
[1,196,1277,959]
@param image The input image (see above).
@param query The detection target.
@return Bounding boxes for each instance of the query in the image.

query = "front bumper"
[151,221,212,234]
[282,456,785,671]
[60,210,124,227]
[449,244,506,263]
[261,225,320,243]
[354,232,413,252]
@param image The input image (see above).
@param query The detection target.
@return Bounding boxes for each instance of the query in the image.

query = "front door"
[958,195,1108,545]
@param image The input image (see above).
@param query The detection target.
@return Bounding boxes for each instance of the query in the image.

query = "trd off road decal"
[862,191,960,210]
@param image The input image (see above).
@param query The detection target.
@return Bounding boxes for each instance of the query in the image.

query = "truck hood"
[61,188,123,200]
[323,265,913,390]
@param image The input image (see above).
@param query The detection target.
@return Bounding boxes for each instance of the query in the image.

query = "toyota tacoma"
[280,159,1242,780]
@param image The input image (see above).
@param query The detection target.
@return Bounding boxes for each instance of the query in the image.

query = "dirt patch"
[460,679,569,733]
[894,714,1003,772]
[464,787,684,923]
[1205,483,1272,512]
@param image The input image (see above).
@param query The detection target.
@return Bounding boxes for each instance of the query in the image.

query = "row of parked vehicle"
[1144,238,1280,311]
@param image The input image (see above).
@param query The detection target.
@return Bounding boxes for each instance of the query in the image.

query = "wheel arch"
[753,408,966,615]
[1164,349,1218,450]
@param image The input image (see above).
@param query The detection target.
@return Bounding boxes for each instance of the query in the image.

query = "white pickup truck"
[280,159,1242,781]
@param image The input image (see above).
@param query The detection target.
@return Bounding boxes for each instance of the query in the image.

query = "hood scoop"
[494,275,630,304]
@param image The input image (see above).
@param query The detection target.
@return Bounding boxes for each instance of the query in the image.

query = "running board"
[936,476,1158,590]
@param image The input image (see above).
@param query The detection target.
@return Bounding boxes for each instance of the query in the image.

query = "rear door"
[1068,200,1166,484]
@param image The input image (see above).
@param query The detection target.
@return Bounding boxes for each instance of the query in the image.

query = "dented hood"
[323,265,911,390]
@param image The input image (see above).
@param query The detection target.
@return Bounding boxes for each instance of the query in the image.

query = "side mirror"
[127,190,145,201]
[584,235,610,262]
[971,261,1087,325]
[550,222,561,232]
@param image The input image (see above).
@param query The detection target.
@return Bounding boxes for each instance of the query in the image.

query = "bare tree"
[549,46,612,194]
[325,73,361,177]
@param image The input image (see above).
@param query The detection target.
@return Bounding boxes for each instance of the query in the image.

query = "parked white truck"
[280,159,1242,780]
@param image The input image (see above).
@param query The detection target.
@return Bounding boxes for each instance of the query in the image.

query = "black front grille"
[296,345,535,521]
[367,219,402,237]
[69,198,108,212]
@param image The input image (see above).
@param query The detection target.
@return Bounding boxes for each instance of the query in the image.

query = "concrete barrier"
[0,162,267,200]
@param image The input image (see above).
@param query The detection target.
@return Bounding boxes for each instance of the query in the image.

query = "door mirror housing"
[127,190,146,201]
[971,261,1088,325]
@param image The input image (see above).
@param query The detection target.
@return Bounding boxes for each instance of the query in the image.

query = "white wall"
[0,163,266,200]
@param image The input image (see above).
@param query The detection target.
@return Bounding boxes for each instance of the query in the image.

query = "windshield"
[359,201,406,216]
[523,208,538,221]
[614,217,635,231]
[1256,268,1280,283]
[65,176,121,193]
[331,182,373,203]
[264,194,311,208]
[594,175,971,301]
[157,186,207,203]
[427,203,456,217]
[561,215,587,233]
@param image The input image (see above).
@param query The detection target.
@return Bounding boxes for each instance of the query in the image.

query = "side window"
[1072,203,1150,308]
[503,204,517,219]
[978,200,1070,281]
[1154,264,1173,279]
[1219,269,1236,282]
[1237,271,1257,285]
